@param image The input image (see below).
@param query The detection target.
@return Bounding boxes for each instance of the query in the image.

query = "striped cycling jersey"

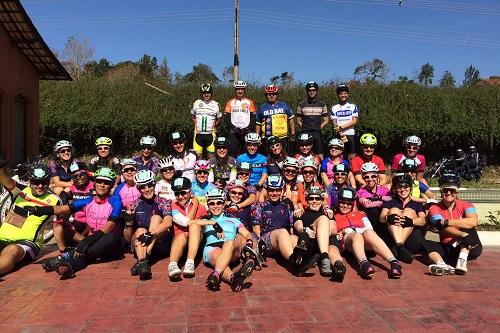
[297,100,328,131]
[191,99,222,134]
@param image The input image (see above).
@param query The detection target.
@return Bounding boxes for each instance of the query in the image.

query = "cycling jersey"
[297,100,328,131]
[155,179,175,201]
[382,198,424,215]
[191,180,217,207]
[391,153,426,173]
[225,206,253,231]
[134,195,172,229]
[133,156,160,174]
[224,97,257,130]
[357,186,391,210]
[326,184,355,208]
[49,159,80,182]
[171,200,207,235]
[351,155,386,175]
[114,182,141,209]
[191,99,222,134]
[253,201,293,235]
[294,208,327,229]
[209,156,237,183]
[334,211,370,232]
[70,181,95,223]
[236,153,267,186]
[295,154,322,170]
[0,183,61,248]
[89,156,121,174]
[168,150,198,181]
[410,180,429,198]
[428,200,477,245]
[257,101,294,138]
[203,213,244,245]
[69,195,122,234]
[329,102,359,136]
[320,157,350,183]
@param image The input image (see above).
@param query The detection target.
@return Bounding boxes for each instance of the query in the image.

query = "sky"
[21,0,500,85]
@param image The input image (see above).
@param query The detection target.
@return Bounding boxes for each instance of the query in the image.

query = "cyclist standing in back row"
[329,84,359,160]
[224,80,257,158]
[192,83,222,159]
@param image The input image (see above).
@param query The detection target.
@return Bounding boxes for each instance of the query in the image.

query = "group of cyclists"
[0,81,483,292]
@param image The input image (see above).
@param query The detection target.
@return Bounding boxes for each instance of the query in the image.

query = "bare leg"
[169,233,188,263]
[0,245,24,275]
[187,223,201,261]
[363,230,394,260]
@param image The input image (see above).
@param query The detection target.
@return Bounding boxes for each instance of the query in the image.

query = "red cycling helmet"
[264,84,279,94]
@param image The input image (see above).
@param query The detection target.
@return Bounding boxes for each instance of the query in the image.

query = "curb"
[478,231,500,246]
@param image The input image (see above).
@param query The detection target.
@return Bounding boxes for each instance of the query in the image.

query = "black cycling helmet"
[338,187,356,203]
[28,163,51,182]
[171,177,191,192]
[69,161,88,174]
[298,133,313,145]
[438,173,460,189]
[401,159,418,173]
[169,131,186,144]
[336,84,349,94]
[267,136,281,148]
[200,83,213,94]
[393,173,413,188]
[305,81,319,91]
[214,136,229,148]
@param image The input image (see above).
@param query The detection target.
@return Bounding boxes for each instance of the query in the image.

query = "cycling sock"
[437,259,446,266]
[215,268,222,275]
[358,257,367,264]
[186,258,194,266]
[320,252,329,261]
[387,257,397,263]
[458,252,469,261]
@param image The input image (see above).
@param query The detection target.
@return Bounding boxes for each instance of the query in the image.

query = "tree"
[270,75,280,85]
[83,58,111,77]
[463,65,480,87]
[354,58,389,82]
[158,58,172,85]
[439,70,456,88]
[62,36,94,80]
[269,72,295,87]
[182,63,219,84]
[221,66,234,85]
[418,63,434,86]
[137,54,158,79]
[106,62,141,82]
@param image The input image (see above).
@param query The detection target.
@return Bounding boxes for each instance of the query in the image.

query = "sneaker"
[231,259,255,292]
[397,246,413,264]
[428,263,455,276]
[137,260,152,281]
[241,245,262,270]
[206,271,221,291]
[130,260,141,276]
[359,261,375,279]
[331,261,346,283]
[319,257,333,277]
[183,260,195,278]
[455,258,468,275]
[293,253,320,277]
[42,256,62,272]
[257,238,269,262]
[168,262,182,280]
[388,260,402,279]
[55,261,75,280]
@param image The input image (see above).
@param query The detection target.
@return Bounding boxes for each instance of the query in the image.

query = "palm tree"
[418,63,434,86]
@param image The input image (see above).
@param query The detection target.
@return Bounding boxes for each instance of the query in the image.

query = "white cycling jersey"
[224,98,256,129]
[169,150,198,181]
[329,102,359,136]
[191,99,222,134]
[154,179,175,201]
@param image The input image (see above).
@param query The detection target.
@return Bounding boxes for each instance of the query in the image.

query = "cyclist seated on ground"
[232,162,257,209]
[190,189,256,292]
[334,188,403,280]
[89,137,121,176]
[325,164,356,210]
[0,160,62,276]
[259,157,300,213]
[400,159,436,204]
[256,84,296,153]
[379,174,427,264]
[209,136,237,188]
[129,170,173,281]
[28,168,123,279]
[266,135,288,176]
[329,84,358,160]
[191,160,217,208]
[356,162,391,234]
[293,186,346,281]
[391,135,427,184]
[236,133,268,190]
[155,157,176,201]
[49,140,79,196]
[224,80,257,158]
[133,136,159,173]
[168,177,207,281]
[320,138,356,188]
[167,131,198,181]
[351,133,387,186]
[224,180,254,233]
[192,83,222,159]
[115,159,140,244]
[297,160,331,216]
[296,81,329,159]
[423,174,482,276]
[252,175,319,276]
[294,133,321,170]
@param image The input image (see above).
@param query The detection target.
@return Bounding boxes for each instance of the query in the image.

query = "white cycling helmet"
[360,162,379,174]
[53,140,73,154]
[194,160,211,171]
[134,170,156,186]
[404,135,422,146]
[245,132,261,144]
[301,158,318,172]
[140,135,157,147]
[283,157,300,169]
[233,80,247,89]
[328,138,344,148]
[121,158,137,169]
[158,157,175,170]
[205,188,226,202]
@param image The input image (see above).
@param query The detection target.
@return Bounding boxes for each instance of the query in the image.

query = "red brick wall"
[0,25,39,164]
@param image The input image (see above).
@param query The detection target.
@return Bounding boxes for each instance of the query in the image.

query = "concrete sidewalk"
[0,248,499,332]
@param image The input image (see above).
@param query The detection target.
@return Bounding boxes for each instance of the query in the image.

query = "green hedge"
[40,79,500,162]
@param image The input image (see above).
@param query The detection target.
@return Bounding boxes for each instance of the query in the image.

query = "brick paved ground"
[0,247,499,333]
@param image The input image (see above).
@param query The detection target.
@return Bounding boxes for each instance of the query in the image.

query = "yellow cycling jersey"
[0,184,61,247]
[411,180,421,198]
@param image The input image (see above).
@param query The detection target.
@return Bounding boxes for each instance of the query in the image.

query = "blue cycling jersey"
[236,153,267,186]
[203,213,243,246]
[134,195,172,229]
[252,200,293,235]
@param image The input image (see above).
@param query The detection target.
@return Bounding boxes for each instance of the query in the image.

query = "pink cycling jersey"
[357,186,391,209]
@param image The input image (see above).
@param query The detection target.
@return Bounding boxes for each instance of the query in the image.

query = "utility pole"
[233,0,239,82]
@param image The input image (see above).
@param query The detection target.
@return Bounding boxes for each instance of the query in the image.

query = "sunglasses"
[267,188,282,193]
[71,171,87,179]
[97,147,110,151]
[339,200,353,206]
[122,167,137,173]
[238,172,250,176]
[334,172,348,177]
[283,168,297,174]
[95,179,113,186]
[161,168,175,172]
[142,146,153,151]
[31,179,49,186]
[307,196,322,202]
[362,175,378,180]
[58,148,71,154]
[300,143,313,147]
[442,188,457,194]
[196,170,209,175]
[406,145,419,151]
[330,146,343,151]
[138,183,155,190]
[396,184,411,189]
[174,190,189,197]
[247,143,259,147]
[302,170,316,175]
[208,200,224,206]
[362,145,376,150]
[229,190,244,196]
[307,89,317,93]
[266,93,277,96]
[270,143,281,150]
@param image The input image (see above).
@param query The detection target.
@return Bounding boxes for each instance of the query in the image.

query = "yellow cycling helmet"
[360,133,377,146]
